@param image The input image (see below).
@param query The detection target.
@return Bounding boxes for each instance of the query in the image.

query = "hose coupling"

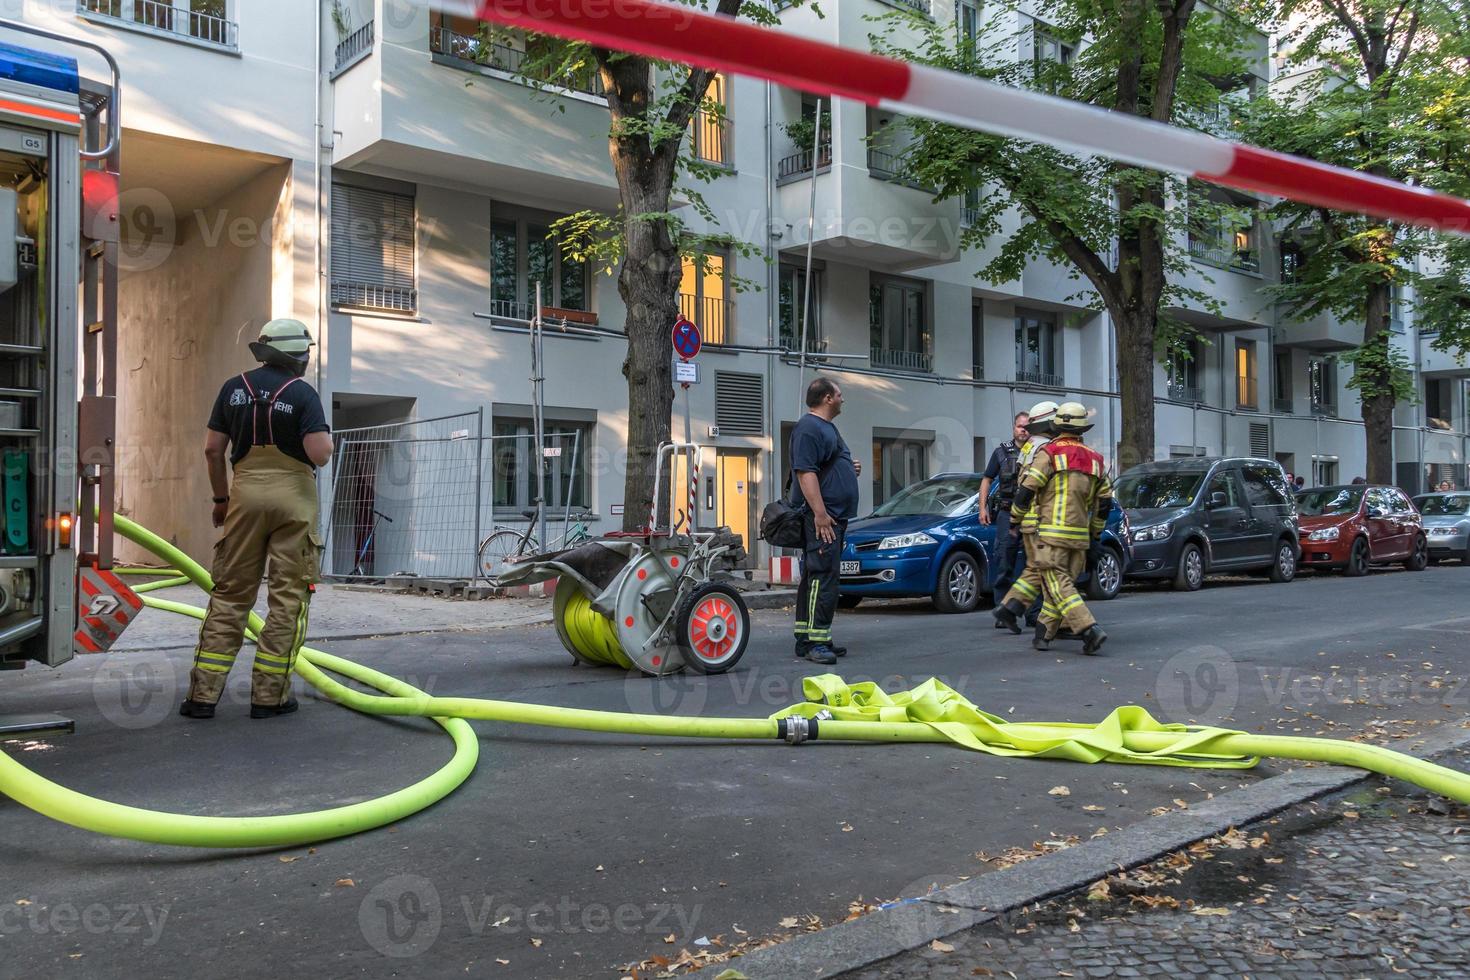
[780,715,810,745]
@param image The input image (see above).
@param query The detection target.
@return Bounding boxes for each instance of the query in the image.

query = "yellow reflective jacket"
[1012,434,1113,550]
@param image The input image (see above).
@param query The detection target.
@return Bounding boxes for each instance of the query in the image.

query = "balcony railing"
[871,347,933,372]
[1311,400,1338,417]
[961,206,981,227]
[1235,376,1258,409]
[1017,368,1064,388]
[332,281,418,314]
[679,293,731,345]
[1273,397,1294,414]
[866,148,937,193]
[78,0,237,48]
[430,27,605,97]
[776,143,832,184]
[690,111,730,167]
[334,21,375,74]
[1189,236,1261,274]
[1167,383,1204,403]
[972,364,984,380]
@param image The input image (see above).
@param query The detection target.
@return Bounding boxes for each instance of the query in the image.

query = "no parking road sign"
[672,317,702,360]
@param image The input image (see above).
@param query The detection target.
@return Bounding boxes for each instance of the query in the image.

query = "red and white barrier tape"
[432,0,1470,233]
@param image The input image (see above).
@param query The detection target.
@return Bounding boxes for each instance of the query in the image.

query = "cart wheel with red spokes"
[675,581,750,674]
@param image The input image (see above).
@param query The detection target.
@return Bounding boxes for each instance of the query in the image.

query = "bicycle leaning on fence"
[477,509,593,579]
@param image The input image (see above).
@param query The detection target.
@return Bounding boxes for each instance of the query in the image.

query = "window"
[869,275,931,371]
[1279,240,1303,284]
[1241,465,1290,508]
[1235,340,1257,409]
[961,185,981,227]
[1388,489,1415,515]
[971,300,985,379]
[1034,26,1075,66]
[491,418,592,512]
[490,216,588,319]
[1425,378,1455,430]
[1015,309,1060,386]
[1273,349,1293,413]
[1308,357,1336,416]
[428,14,603,96]
[873,437,929,506]
[778,264,821,352]
[1166,341,1200,401]
[1313,458,1338,487]
[680,249,730,345]
[690,73,730,166]
[958,0,981,45]
[331,183,417,314]
[1206,471,1238,508]
[79,0,237,48]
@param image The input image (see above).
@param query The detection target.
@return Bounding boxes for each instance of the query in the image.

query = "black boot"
[1080,625,1108,656]
[250,698,299,719]
[1032,621,1050,651]
[992,600,1024,635]
[829,644,847,657]
[801,645,838,666]
[179,700,216,720]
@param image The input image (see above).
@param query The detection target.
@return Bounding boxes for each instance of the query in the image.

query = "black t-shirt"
[984,439,1022,505]
[207,366,330,469]
[788,413,860,521]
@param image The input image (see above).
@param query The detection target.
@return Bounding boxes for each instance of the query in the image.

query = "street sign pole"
[672,317,703,531]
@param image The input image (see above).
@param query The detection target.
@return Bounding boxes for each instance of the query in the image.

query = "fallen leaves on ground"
[1048,786,1071,797]
[930,940,955,953]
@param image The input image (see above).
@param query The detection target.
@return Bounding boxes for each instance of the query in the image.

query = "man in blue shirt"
[979,411,1029,595]
[789,377,861,665]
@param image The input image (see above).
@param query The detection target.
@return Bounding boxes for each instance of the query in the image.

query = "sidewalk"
[844,746,1470,979]
[112,581,555,651]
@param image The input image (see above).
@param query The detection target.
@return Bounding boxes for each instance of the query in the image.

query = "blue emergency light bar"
[0,40,78,96]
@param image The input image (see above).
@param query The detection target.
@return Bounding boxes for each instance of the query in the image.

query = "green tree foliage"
[1242,0,1470,482]
[880,1,1255,468]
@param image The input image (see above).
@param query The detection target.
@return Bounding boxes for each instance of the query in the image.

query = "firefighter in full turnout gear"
[180,319,334,719]
[992,401,1057,633]
[993,402,1111,655]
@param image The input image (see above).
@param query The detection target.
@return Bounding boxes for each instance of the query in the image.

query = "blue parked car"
[837,473,1133,613]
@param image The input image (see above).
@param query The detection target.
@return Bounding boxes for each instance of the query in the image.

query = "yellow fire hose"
[0,513,1467,850]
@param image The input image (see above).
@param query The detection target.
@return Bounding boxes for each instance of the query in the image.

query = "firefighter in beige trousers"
[180,319,334,720]
[993,401,1112,656]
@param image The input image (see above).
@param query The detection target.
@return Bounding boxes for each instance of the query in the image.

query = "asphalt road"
[3,561,1469,978]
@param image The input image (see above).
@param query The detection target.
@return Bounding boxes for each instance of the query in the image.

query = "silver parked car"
[1413,492,1470,564]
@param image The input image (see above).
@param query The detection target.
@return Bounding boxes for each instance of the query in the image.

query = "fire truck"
[0,23,135,737]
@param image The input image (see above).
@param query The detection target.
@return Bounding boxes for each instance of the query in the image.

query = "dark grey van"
[1114,457,1300,591]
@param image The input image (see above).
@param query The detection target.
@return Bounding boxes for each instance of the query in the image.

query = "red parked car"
[1295,484,1428,575]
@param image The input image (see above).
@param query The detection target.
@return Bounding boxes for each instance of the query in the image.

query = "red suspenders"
[238,373,303,447]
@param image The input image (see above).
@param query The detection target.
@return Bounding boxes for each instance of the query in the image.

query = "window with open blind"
[331,184,418,313]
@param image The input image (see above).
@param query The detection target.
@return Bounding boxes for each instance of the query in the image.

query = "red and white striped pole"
[431,0,1470,233]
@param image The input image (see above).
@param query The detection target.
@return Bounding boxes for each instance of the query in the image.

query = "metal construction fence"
[321,411,586,581]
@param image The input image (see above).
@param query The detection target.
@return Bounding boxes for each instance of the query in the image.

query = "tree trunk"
[1114,308,1158,470]
[612,148,681,531]
[1360,282,1396,485]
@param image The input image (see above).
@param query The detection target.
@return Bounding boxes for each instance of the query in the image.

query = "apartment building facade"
[10,0,1467,570]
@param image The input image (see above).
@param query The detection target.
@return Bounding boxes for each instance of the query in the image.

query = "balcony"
[867,148,937,193]
[1189,236,1261,275]
[776,143,832,185]
[429,26,604,98]
[962,206,981,227]
[333,21,374,76]
[871,347,933,372]
[877,0,933,15]
[679,293,731,346]
[1167,383,1204,403]
[1420,334,1470,377]
[1273,397,1294,414]
[1017,368,1064,388]
[1311,400,1338,417]
[486,299,597,326]
[332,281,417,315]
[78,0,237,49]
[1272,313,1360,352]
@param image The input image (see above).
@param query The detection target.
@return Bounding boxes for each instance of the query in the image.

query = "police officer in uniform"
[979,411,1030,595]
[180,319,334,719]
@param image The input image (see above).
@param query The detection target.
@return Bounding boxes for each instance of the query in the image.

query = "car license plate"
[840,561,860,576]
